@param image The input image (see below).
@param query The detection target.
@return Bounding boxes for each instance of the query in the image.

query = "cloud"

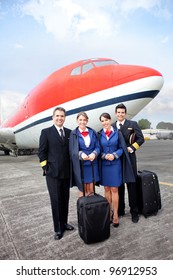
[1,0,172,128]
[135,80,173,127]
[0,90,24,122]
[118,0,172,19]
[17,0,172,44]
[162,36,169,44]
[14,43,24,49]
[149,82,173,111]
[153,82,173,111]
[19,0,115,40]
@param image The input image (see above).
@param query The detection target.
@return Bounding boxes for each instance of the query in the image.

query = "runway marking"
[159,181,173,187]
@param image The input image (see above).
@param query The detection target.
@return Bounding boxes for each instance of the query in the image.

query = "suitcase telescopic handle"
[80,160,96,196]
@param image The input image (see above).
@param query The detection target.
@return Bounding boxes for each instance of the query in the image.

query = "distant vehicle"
[142,129,158,140]
[156,130,173,140]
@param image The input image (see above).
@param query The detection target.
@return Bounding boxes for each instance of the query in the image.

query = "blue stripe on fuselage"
[14,90,159,134]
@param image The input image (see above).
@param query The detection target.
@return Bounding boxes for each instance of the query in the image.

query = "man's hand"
[127,146,134,153]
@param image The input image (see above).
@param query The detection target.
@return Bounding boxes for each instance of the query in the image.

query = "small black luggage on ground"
[137,170,161,218]
[77,193,110,244]
[77,162,110,244]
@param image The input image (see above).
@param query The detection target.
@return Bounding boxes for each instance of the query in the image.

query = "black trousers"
[118,182,138,216]
[46,176,70,232]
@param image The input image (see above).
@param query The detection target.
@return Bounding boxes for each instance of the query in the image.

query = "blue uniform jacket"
[98,127,136,184]
[99,128,123,165]
[69,127,100,188]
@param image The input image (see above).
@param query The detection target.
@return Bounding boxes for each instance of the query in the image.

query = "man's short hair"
[115,103,127,113]
[53,107,66,116]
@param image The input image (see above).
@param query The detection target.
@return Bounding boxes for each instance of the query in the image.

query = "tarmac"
[0,139,173,260]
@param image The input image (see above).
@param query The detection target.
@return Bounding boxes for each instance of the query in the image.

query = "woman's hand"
[105,153,114,161]
[88,152,96,161]
[81,152,89,160]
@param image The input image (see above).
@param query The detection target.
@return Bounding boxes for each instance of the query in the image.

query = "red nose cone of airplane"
[112,64,163,85]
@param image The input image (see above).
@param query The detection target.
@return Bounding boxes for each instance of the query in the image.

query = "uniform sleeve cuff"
[101,153,106,160]
[40,160,47,167]
[92,150,98,157]
[132,142,139,150]
[113,152,119,159]
[79,151,83,159]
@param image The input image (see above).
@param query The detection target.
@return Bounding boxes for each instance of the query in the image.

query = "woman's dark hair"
[99,112,111,121]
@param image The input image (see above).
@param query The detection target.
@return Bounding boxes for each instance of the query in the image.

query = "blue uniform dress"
[69,127,100,191]
[99,128,123,187]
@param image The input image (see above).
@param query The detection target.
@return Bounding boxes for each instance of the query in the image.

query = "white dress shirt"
[54,125,64,137]
[116,120,125,130]
[78,128,90,147]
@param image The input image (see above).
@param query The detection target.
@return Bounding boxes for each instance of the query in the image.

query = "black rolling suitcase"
[137,170,161,218]
[77,162,110,244]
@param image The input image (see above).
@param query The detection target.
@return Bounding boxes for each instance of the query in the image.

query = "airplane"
[0,57,164,155]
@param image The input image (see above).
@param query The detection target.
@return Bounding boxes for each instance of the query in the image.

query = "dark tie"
[60,128,64,141]
[119,123,122,130]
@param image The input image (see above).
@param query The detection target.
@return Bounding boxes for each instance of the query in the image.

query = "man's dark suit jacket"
[38,125,71,232]
[116,119,144,177]
[38,125,71,178]
[113,119,144,216]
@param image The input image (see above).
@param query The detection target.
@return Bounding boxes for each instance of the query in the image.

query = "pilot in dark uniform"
[38,107,74,240]
[114,103,145,223]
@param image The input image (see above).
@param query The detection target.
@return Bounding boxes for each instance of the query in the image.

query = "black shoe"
[64,223,74,231]
[132,215,139,223]
[54,231,63,240]
[113,223,119,228]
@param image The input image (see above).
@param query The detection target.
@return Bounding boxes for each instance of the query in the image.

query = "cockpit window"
[70,59,118,76]
[82,63,94,74]
[93,60,117,66]
[70,66,81,76]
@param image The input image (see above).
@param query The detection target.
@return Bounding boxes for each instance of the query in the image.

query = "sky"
[0,0,173,128]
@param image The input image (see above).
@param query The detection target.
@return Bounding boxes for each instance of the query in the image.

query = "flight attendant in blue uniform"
[98,112,123,227]
[69,112,100,197]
